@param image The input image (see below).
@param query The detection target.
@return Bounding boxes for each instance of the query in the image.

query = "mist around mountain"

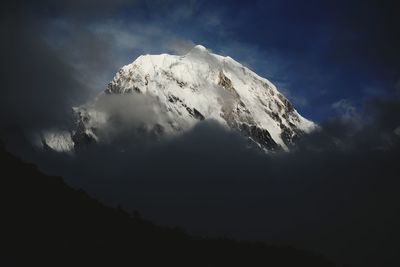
[3,98,400,267]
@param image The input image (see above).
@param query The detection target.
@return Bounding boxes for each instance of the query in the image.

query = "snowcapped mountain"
[43,45,316,152]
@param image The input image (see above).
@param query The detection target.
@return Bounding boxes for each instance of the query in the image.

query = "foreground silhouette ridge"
[2,141,334,267]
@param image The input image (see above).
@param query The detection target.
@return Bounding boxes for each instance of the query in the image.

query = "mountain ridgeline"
[42,45,316,153]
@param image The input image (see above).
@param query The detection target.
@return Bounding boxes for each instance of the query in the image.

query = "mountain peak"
[186,44,210,57]
[192,44,207,52]
[43,47,316,152]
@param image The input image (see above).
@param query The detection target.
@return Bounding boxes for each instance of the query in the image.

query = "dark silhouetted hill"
[1,141,335,267]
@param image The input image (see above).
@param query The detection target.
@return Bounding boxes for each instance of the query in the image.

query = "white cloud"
[332,99,362,127]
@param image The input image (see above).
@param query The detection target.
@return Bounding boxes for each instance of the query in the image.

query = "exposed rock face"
[239,123,280,151]
[44,44,316,152]
[218,71,240,99]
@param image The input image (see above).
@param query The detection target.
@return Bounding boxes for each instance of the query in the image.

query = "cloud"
[332,99,360,123]
[0,0,124,132]
[80,92,174,145]
[395,126,400,137]
[0,14,83,131]
[14,91,399,267]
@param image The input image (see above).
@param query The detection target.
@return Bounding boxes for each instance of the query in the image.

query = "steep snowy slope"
[45,45,316,152]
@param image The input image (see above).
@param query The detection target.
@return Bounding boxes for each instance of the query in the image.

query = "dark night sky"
[1,1,400,267]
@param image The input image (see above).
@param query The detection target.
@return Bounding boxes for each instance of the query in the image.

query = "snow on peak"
[44,45,317,152]
[191,44,208,52]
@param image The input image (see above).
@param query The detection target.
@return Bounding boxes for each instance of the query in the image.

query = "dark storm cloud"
[0,24,83,131]
[0,0,132,132]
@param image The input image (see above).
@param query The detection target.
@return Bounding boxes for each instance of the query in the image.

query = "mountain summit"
[44,45,316,152]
